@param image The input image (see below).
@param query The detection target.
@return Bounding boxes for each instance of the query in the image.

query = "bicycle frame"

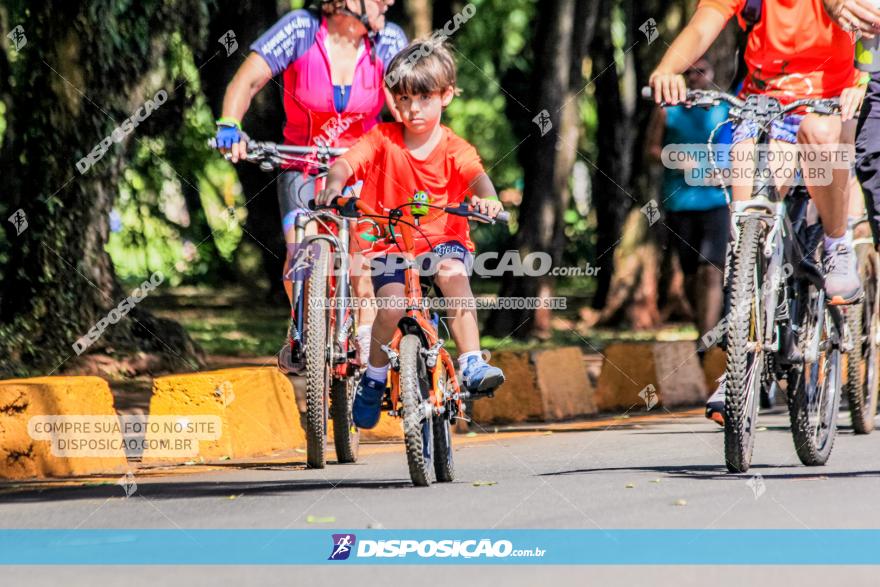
[725,95,843,357]
[291,196,355,378]
[328,197,466,420]
[383,218,464,420]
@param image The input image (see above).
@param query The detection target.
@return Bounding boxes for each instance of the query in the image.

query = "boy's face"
[392,87,454,134]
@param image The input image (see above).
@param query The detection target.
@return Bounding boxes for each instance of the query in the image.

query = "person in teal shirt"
[645,57,731,370]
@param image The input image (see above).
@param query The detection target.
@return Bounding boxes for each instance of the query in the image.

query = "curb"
[143,367,302,463]
[471,347,596,424]
[595,341,715,412]
[1,342,720,479]
[0,376,128,480]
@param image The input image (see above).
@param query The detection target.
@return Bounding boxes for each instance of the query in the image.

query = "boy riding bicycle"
[648,0,868,423]
[316,40,506,429]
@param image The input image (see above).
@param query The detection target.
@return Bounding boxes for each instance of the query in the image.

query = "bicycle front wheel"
[724,217,767,473]
[304,240,331,469]
[399,334,434,487]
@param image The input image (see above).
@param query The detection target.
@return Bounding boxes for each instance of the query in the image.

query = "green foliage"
[106,30,243,286]
[443,0,535,189]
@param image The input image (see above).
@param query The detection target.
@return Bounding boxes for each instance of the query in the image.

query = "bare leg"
[433,259,480,355]
[798,114,853,238]
[369,283,405,368]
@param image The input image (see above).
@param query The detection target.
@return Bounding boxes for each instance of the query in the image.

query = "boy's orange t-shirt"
[699,0,860,101]
[340,122,484,256]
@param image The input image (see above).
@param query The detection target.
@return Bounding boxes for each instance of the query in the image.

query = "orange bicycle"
[311,196,509,486]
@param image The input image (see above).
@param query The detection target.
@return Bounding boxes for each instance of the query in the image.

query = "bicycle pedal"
[462,390,495,400]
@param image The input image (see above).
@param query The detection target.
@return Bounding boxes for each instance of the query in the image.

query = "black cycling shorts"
[665,206,730,275]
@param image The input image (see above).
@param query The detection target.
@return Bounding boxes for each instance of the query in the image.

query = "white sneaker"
[824,242,862,305]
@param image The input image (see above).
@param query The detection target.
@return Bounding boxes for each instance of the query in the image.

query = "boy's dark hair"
[384,39,457,95]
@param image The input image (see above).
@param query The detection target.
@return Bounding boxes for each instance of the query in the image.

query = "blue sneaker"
[461,356,505,395]
[352,373,387,429]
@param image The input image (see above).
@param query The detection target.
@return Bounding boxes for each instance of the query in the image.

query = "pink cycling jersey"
[250,9,407,170]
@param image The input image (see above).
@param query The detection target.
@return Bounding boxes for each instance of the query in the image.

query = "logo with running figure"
[328,533,356,561]
[284,242,322,282]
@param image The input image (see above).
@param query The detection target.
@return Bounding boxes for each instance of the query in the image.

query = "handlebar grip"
[494,211,510,225]
[207,138,218,149]
[307,200,318,211]
[641,86,654,100]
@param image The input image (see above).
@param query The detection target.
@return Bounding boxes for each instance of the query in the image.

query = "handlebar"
[308,197,510,225]
[640,87,840,121]
[208,138,347,171]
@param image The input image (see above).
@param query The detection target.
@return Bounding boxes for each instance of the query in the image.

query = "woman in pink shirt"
[215,0,406,371]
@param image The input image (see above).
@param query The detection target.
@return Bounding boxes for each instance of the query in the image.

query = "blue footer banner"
[1,529,879,565]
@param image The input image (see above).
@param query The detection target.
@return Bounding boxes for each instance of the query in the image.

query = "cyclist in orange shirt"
[650,0,865,302]
[649,0,868,423]
[317,40,506,429]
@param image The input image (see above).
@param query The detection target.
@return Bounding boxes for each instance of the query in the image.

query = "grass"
[144,286,701,358]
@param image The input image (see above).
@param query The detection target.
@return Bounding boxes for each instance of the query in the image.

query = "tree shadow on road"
[0,476,415,504]
[539,464,880,481]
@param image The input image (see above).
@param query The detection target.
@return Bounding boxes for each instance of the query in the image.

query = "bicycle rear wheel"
[331,375,360,463]
[432,361,455,483]
[844,245,880,434]
[724,217,767,473]
[399,334,434,487]
[304,240,330,469]
[788,278,842,466]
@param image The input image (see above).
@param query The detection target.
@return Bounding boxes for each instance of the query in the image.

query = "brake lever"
[806,100,840,116]
[307,197,361,218]
[443,204,510,225]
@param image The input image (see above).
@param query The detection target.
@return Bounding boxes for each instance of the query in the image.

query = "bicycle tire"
[724,216,766,473]
[400,334,434,486]
[432,361,455,483]
[305,240,330,469]
[844,246,880,434]
[331,375,360,463]
[788,245,842,465]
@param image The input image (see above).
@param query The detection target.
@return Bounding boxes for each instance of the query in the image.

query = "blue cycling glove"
[215,117,242,149]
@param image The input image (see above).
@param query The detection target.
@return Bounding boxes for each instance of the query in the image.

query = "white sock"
[357,324,372,362]
[458,351,482,371]
[824,231,853,250]
[365,362,389,383]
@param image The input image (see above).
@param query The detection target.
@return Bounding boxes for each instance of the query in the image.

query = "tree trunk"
[590,0,637,312]
[589,0,706,329]
[431,0,456,31]
[484,0,600,340]
[405,0,432,39]
[200,0,287,303]
[0,0,206,377]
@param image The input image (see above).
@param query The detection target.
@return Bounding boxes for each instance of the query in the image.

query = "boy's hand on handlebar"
[840,84,867,122]
[316,187,342,206]
[470,196,504,220]
[648,71,687,105]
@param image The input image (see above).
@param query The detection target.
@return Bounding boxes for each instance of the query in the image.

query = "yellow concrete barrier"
[595,342,709,412]
[471,347,596,424]
[0,376,127,479]
[359,413,402,441]
[142,367,303,463]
